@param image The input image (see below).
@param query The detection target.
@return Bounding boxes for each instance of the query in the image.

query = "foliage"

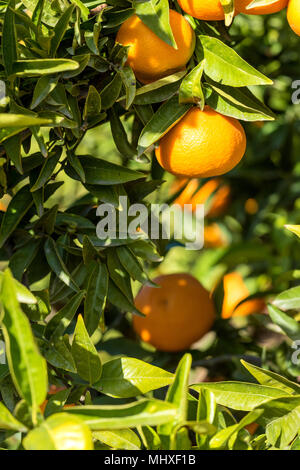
[0,0,299,451]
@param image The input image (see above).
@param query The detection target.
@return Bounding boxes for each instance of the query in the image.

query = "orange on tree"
[155,106,246,179]
[116,10,195,84]
[221,272,265,319]
[287,0,300,36]
[133,273,216,352]
[23,413,94,450]
[177,0,239,21]
[204,223,229,248]
[236,0,288,15]
[174,178,231,217]
[245,198,259,215]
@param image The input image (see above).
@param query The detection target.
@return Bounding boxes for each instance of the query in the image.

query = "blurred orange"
[204,223,228,248]
[221,272,266,319]
[245,198,259,215]
[173,178,231,217]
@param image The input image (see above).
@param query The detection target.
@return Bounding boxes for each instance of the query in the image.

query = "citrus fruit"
[221,272,265,319]
[237,0,288,15]
[133,273,216,352]
[204,223,228,248]
[23,413,94,450]
[177,0,239,20]
[116,10,195,84]
[245,198,259,215]
[155,106,246,178]
[287,0,300,36]
[174,178,231,217]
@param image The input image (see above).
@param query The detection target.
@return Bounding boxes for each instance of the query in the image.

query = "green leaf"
[138,425,161,450]
[23,412,94,450]
[42,337,77,373]
[63,399,177,430]
[137,95,192,155]
[0,185,33,248]
[198,35,273,87]
[107,279,144,316]
[204,81,275,121]
[100,73,123,110]
[273,287,300,312]
[117,246,155,286]
[0,402,27,432]
[118,66,136,110]
[108,107,136,158]
[241,360,300,394]
[2,0,18,76]
[258,396,300,449]
[107,249,133,302]
[71,315,102,385]
[31,76,59,110]
[0,114,53,128]
[93,428,141,450]
[83,85,102,122]
[44,237,79,292]
[191,382,289,411]
[179,61,205,106]
[71,0,89,20]
[94,357,174,398]
[285,224,300,239]
[209,409,263,449]
[44,388,70,418]
[30,148,62,192]
[50,4,75,56]
[159,353,192,450]
[0,272,37,305]
[65,155,143,185]
[9,239,41,281]
[45,290,85,340]
[3,134,22,174]
[0,269,47,420]
[84,261,108,336]
[133,0,177,48]
[11,59,79,77]
[268,304,300,341]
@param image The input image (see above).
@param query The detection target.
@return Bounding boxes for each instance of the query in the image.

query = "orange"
[133,273,215,352]
[204,223,228,248]
[287,0,300,36]
[237,0,288,15]
[221,272,265,319]
[174,178,231,218]
[245,198,259,215]
[177,0,239,20]
[116,10,195,84]
[155,106,246,179]
[0,201,6,211]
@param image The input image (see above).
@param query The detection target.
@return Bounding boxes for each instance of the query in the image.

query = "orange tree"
[0,0,300,451]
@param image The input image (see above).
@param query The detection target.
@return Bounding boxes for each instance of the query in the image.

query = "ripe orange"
[155,106,246,179]
[204,223,228,248]
[221,272,265,319]
[287,0,300,36]
[133,273,215,352]
[237,0,288,15]
[177,0,239,20]
[174,178,231,217]
[0,201,6,211]
[116,10,195,84]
